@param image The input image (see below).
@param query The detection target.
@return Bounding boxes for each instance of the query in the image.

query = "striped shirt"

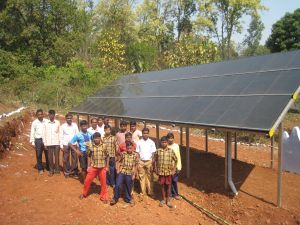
[88,143,108,168]
[154,147,177,176]
[120,152,138,175]
[43,119,60,146]
[102,135,119,157]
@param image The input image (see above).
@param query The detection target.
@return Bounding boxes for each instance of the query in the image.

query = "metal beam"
[277,122,283,207]
[271,136,274,168]
[234,132,237,160]
[186,127,190,178]
[114,119,120,128]
[156,123,160,147]
[225,132,238,195]
[205,129,208,153]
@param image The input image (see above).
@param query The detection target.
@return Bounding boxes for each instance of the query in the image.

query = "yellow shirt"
[168,143,182,171]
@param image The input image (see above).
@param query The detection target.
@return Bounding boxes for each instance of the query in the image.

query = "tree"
[196,0,265,59]
[266,8,300,52]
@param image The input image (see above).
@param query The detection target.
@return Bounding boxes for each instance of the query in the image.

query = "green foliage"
[266,8,300,52]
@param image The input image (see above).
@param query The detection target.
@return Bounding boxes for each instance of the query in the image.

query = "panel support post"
[271,136,274,168]
[87,115,90,127]
[180,127,183,147]
[234,132,237,160]
[156,123,160,147]
[225,132,238,195]
[205,129,208,153]
[77,114,80,126]
[114,119,120,129]
[277,123,283,207]
[186,127,190,178]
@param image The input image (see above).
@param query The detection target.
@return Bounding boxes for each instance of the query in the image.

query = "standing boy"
[130,121,142,144]
[43,110,61,176]
[116,120,128,145]
[60,113,79,178]
[69,120,93,183]
[167,132,182,200]
[30,109,49,174]
[136,128,156,196]
[153,136,177,208]
[80,132,109,203]
[102,125,119,187]
[110,141,138,205]
[117,132,136,156]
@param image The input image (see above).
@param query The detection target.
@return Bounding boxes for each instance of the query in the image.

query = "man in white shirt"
[136,127,156,196]
[43,110,60,176]
[130,121,142,144]
[30,109,49,175]
[98,116,105,135]
[88,117,104,137]
[60,113,79,178]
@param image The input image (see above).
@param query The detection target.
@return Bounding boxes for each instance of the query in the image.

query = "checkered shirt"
[155,147,177,176]
[88,143,108,168]
[102,135,119,157]
[120,152,138,175]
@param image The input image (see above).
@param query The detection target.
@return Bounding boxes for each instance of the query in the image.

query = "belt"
[35,138,43,140]
[141,159,151,162]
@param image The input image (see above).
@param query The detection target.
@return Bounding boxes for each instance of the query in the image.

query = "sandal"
[159,200,166,207]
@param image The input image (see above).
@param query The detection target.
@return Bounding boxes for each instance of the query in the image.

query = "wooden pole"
[277,123,283,207]
[186,127,190,178]
[77,114,80,126]
[156,123,160,147]
[271,136,274,168]
[205,129,208,153]
[87,115,90,127]
[180,127,183,146]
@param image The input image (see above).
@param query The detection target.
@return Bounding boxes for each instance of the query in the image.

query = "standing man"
[130,121,142,144]
[136,128,156,197]
[167,132,182,200]
[43,110,61,176]
[116,120,128,145]
[60,113,79,178]
[30,109,49,175]
[102,125,119,187]
[69,120,93,183]
[88,118,103,136]
[98,117,105,136]
[103,116,110,127]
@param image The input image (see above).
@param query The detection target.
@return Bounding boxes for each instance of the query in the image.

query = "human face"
[98,118,103,127]
[167,137,174,145]
[104,117,109,125]
[130,124,136,132]
[104,128,111,136]
[91,119,98,129]
[93,136,101,145]
[142,131,149,140]
[125,135,132,142]
[49,113,55,121]
[120,124,127,132]
[81,124,88,132]
[36,111,43,121]
[161,140,168,148]
[66,116,73,125]
[126,145,133,154]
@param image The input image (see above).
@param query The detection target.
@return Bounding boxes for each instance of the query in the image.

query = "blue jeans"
[113,173,132,203]
[106,157,116,186]
[171,171,180,197]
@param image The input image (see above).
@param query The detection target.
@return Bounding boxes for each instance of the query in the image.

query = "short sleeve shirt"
[120,152,138,175]
[154,147,177,176]
[88,143,108,168]
[70,131,93,152]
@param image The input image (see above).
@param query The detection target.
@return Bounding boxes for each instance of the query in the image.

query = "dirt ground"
[0,112,300,225]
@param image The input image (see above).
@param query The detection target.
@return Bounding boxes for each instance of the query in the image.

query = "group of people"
[30,109,182,208]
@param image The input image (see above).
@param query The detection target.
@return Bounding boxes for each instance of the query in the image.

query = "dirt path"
[0,117,299,225]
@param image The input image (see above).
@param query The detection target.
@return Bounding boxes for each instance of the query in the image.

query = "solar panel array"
[70,50,300,133]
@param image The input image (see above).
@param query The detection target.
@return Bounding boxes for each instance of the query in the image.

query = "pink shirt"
[43,119,60,146]
[116,131,126,145]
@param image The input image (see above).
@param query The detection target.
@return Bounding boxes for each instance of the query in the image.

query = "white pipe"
[226,132,238,195]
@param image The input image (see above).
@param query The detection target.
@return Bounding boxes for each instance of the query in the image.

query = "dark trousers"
[113,173,132,203]
[35,138,49,171]
[106,157,116,186]
[47,145,60,173]
[63,145,78,175]
[171,171,180,197]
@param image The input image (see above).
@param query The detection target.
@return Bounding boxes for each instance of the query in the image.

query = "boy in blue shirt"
[69,120,93,183]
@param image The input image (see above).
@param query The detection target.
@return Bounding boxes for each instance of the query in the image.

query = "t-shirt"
[70,131,93,152]
[168,143,182,171]
[131,129,142,144]
[116,131,126,145]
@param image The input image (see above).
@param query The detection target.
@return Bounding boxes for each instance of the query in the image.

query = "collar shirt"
[116,131,126,145]
[102,135,119,157]
[70,131,93,152]
[168,143,182,171]
[154,147,177,176]
[87,126,104,137]
[30,118,48,143]
[136,138,156,161]
[43,119,60,146]
[131,129,142,144]
[60,122,79,148]
[120,152,138,175]
[88,143,108,168]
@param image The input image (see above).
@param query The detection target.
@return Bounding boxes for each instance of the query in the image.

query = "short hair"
[125,132,132,138]
[130,121,137,126]
[120,120,128,126]
[160,136,168,142]
[48,109,55,115]
[142,127,149,133]
[103,116,109,119]
[104,125,111,130]
[126,141,133,147]
[80,120,88,126]
[91,117,98,123]
[93,132,101,139]
[97,116,103,121]
[166,132,174,139]
[36,109,43,114]
[65,113,73,118]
